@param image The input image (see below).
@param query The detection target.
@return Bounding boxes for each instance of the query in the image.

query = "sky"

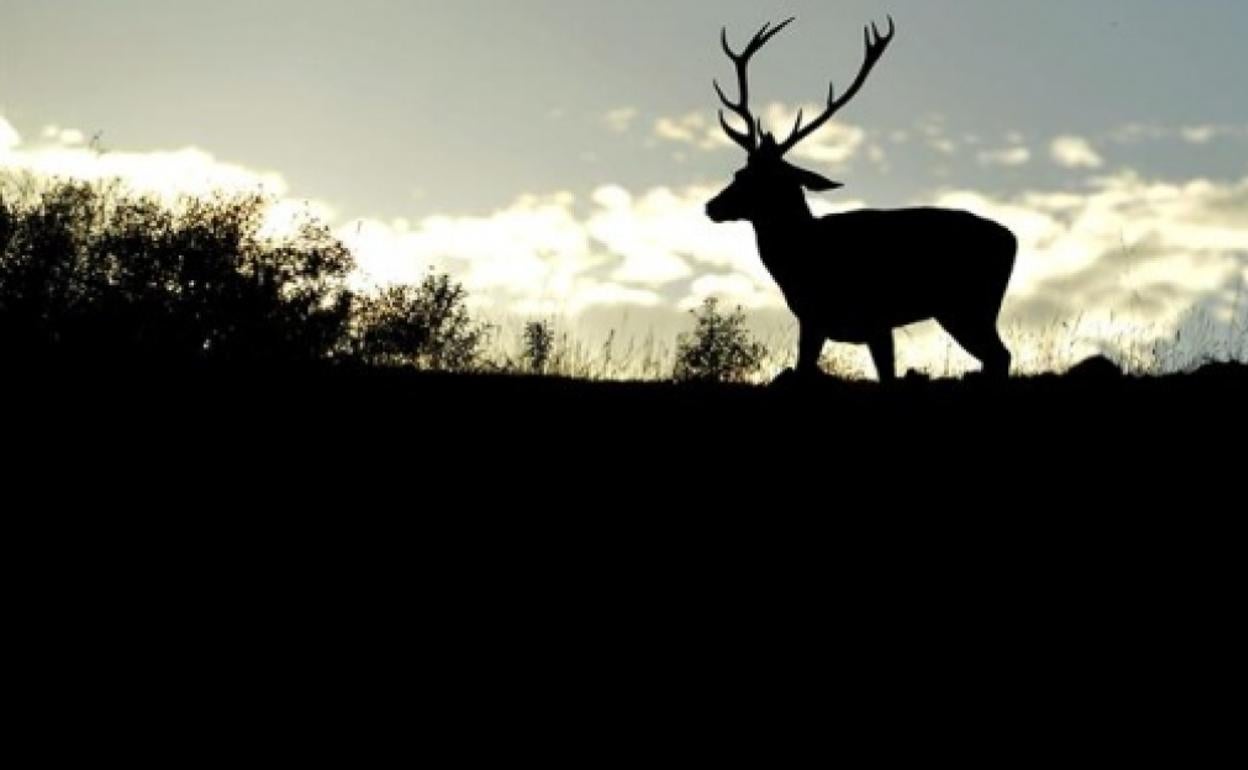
[2,0,1246,373]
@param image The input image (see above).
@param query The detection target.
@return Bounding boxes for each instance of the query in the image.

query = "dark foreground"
[9,357,1243,497]
[8,361,1242,755]
[14,358,1241,572]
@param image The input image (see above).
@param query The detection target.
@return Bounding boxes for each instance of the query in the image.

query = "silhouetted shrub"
[522,320,555,374]
[0,178,352,365]
[0,195,12,256]
[350,271,488,371]
[673,297,767,383]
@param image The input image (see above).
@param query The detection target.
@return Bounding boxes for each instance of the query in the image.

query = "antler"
[714,17,795,153]
[777,16,896,156]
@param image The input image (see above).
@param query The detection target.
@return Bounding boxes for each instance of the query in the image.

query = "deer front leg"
[868,330,896,383]
[797,324,825,377]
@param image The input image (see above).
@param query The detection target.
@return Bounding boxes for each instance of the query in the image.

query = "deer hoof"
[770,368,799,387]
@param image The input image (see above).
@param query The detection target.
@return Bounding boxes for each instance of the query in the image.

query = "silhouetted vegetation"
[0,179,351,366]
[349,272,490,371]
[1,177,1243,386]
[674,298,767,383]
[521,319,556,375]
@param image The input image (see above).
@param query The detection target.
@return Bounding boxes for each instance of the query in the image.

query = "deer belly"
[790,284,935,343]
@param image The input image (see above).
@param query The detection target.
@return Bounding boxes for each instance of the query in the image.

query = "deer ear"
[795,167,843,192]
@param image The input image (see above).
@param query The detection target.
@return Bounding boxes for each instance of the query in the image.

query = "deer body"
[754,207,1016,342]
[707,17,1016,381]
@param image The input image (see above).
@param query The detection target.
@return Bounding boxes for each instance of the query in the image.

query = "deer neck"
[751,201,816,270]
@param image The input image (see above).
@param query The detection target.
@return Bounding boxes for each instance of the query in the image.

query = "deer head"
[705,16,895,224]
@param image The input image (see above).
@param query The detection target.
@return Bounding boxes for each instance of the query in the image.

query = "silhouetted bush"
[350,271,489,371]
[0,178,352,366]
[0,195,12,256]
[522,319,555,374]
[673,297,767,383]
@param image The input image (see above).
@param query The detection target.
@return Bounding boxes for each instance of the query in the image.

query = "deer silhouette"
[706,17,1016,382]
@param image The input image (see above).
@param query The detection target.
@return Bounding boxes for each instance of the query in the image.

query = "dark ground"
[15,358,1240,595]
[7,361,1241,756]
[9,358,1242,506]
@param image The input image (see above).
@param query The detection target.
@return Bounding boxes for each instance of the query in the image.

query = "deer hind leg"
[868,330,896,383]
[936,315,1012,378]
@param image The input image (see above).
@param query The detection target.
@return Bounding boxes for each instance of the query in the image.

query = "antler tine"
[743,17,794,58]
[714,17,796,153]
[778,16,896,156]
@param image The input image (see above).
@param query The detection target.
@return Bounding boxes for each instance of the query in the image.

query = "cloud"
[0,117,20,153]
[342,191,591,301]
[652,112,729,151]
[5,113,1242,374]
[337,166,1248,374]
[0,112,774,326]
[1050,135,1104,169]
[930,172,1248,368]
[977,146,1031,167]
[2,117,289,200]
[918,114,958,156]
[589,186,694,285]
[1108,123,1170,144]
[651,104,865,168]
[341,182,785,323]
[603,108,638,134]
[1182,125,1219,145]
[758,103,865,167]
[1180,124,1248,144]
[682,273,780,311]
[3,112,332,243]
[866,144,888,171]
[41,125,86,145]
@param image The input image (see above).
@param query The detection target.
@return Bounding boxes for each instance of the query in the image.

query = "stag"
[706,17,1016,381]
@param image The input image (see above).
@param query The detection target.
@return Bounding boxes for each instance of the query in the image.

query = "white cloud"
[41,125,86,145]
[1180,124,1248,144]
[682,273,779,311]
[342,169,1247,374]
[341,182,782,321]
[1182,125,1218,144]
[652,112,728,151]
[589,186,694,285]
[567,282,662,315]
[867,144,888,171]
[3,113,325,239]
[5,113,1242,374]
[930,172,1248,369]
[758,103,865,167]
[342,191,592,303]
[281,160,1248,371]
[0,117,20,153]
[1109,123,1170,144]
[652,104,865,168]
[603,107,638,134]
[1050,135,1104,169]
[918,114,958,156]
[3,119,289,199]
[1107,122,1248,148]
[978,146,1031,167]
